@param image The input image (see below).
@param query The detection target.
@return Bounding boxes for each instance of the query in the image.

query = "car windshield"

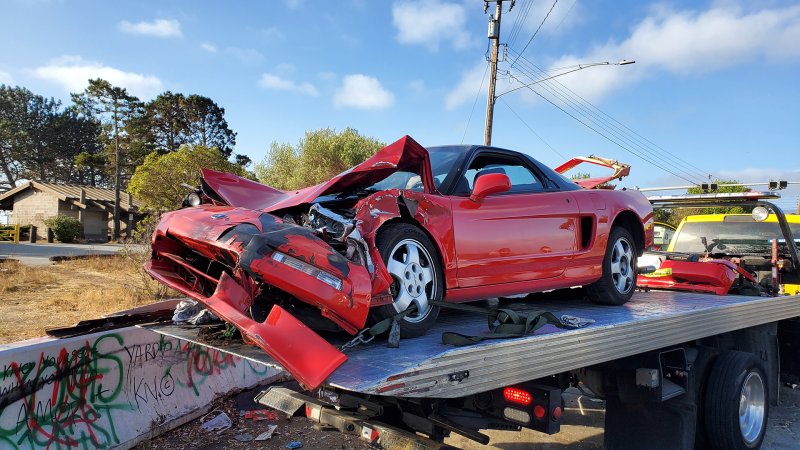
[367,146,464,192]
[671,220,800,255]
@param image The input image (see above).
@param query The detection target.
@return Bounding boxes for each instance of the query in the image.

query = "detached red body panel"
[146,262,346,389]
[637,259,755,296]
[145,136,653,390]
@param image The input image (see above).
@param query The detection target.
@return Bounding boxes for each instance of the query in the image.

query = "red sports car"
[145,135,653,389]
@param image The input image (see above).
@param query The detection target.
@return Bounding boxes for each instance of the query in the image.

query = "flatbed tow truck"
[143,192,800,450]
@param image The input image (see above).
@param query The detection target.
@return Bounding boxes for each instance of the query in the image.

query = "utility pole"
[484,0,507,146]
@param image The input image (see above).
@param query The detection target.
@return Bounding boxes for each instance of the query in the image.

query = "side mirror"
[470,173,511,202]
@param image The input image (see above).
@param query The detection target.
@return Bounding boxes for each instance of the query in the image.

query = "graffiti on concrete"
[0,329,277,449]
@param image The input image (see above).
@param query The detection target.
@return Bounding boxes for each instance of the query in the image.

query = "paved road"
[0,242,130,265]
[446,385,800,449]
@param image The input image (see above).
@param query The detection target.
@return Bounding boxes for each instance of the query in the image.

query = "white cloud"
[284,0,302,9]
[510,0,582,43]
[260,27,286,40]
[333,74,394,110]
[274,63,296,75]
[259,73,318,96]
[200,43,217,53]
[408,79,426,93]
[392,1,473,51]
[446,61,504,110]
[541,4,800,102]
[317,71,337,81]
[0,71,12,85]
[33,55,163,99]
[119,19,182,38]
[225,47,264,64]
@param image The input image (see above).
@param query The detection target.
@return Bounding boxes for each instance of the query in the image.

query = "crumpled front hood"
[201,135,432,212]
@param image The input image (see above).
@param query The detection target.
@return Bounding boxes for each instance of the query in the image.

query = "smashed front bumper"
[144,205,372,389]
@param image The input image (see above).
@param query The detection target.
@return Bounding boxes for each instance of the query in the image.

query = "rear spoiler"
[554,155,630,189]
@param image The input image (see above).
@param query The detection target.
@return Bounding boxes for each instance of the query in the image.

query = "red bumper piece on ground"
[147,262,347,390]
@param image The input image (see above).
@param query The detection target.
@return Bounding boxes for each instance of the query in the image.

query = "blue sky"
[1,0,798,210]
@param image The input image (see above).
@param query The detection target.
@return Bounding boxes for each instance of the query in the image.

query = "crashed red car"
[145,136,653,389]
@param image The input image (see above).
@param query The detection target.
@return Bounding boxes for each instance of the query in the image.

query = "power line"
[499,97,566,158]
[479,0,712,186]
[507,0,535,49]
[461,62,490,144]
[552,0,577,33]
[518,82,700,184]
[511,0,559,67]
[505,54,701,184]
[511,53,714,181]
[506,49,712,184]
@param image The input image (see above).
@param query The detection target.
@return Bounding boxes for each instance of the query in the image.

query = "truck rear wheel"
[586,226,637,305]
[704,351,768,450]
[373,223,442,338]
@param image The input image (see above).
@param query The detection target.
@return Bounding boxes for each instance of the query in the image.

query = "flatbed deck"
[144,290,800,399]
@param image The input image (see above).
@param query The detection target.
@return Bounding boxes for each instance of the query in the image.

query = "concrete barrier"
[0,327,282,449]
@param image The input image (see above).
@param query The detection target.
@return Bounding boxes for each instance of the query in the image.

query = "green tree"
[53,108,105,185]
[128,145,249,211]
[255,128,384,190]
[74,149,108,186]
[143,92,237,157]
[184,94,236,157]
[145,91,186,153]
[18,94,62,181]
[72,79,141,239]
[653,208,675,226]
[0,85,102,189]
[0,85,35,189]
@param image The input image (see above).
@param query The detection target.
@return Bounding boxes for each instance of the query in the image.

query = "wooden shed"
[0,181,140,242]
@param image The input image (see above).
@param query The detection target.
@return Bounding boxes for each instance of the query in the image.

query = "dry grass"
[0,254,177,343]
[0,261,59,294]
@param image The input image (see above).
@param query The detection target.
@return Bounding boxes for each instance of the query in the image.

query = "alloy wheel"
[610,237,635,294]
[386,238,436,323]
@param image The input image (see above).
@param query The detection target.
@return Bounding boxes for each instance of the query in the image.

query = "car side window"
[456,153,544,195]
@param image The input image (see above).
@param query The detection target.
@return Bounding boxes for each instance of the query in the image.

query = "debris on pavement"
[241,409,279,421]
[286,441,303,449]
[255,424,279,441]
[200,410,233,434]
[141,389,372,450]
[233,433,254,442]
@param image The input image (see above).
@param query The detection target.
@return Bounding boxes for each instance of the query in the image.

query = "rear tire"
[586,226,637,305]
[372,223,442,338]
[703,351,768,450]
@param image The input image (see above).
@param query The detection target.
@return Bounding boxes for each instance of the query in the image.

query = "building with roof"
[0,181,140,242]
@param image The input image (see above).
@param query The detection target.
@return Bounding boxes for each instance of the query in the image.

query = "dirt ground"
[0,254,173,343]
[144,385,800,449]
[138,387,372,450]
[140,384,598,450]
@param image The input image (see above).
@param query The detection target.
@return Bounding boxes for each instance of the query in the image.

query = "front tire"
[703,351,768,450]
[586,226,637,305]
[372,223,442,338]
